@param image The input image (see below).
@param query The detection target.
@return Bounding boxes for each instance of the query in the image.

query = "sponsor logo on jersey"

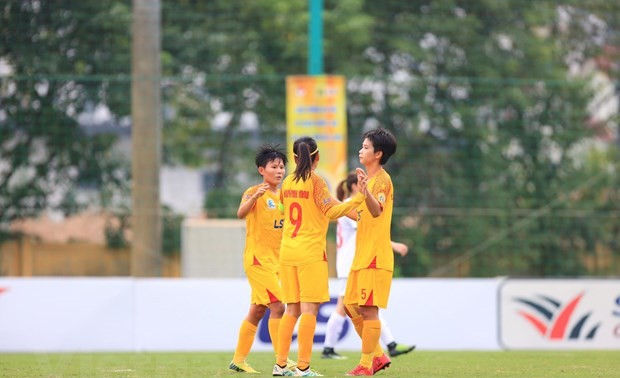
[377,192,386,203]
[267,199,276,209]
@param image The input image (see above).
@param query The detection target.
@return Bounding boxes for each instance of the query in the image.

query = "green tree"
[2,0,617,278]
[160,0,372,185]
[0,1,132,230]
[158,0,373,216]
[343,0,616,277]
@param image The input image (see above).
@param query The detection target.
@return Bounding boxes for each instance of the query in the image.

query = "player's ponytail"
[336,171,357,201]
[292,136,318,182]
[336,179,348,201]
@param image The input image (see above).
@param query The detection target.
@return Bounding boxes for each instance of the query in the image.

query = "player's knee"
[269,301,285,317]
[285,302,301,318]
[250,305,267,320]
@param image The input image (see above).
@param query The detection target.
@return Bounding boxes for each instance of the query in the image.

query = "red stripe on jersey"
[267,289,279,303]
[367,256,377,269]
[323,251,328,262]
[253,256,262,266]
[364,290,374,306]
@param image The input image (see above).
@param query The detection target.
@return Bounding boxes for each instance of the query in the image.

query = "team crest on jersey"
[377,192,386,203]
[266,198,276,209]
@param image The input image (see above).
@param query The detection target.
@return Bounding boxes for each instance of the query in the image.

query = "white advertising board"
[125,278,503,352]
[384,278,501,350]
[0,277,502,352]
[134,278,252,351]
[6,277,617,352]
[499,279,620,349]
[0,278,134,352]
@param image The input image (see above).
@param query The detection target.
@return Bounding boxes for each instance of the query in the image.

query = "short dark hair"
[255,144,287,168]
[363,128,397,165]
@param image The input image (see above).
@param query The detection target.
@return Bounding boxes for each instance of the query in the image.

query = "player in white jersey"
[321,171,416,360]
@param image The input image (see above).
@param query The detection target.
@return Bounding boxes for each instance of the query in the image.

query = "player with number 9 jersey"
[279,172,362,267]
[273,136,365,377]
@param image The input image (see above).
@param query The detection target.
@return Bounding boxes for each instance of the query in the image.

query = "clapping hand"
[254,183,270,199]
[356,168,368,196]
[391,242,409,257]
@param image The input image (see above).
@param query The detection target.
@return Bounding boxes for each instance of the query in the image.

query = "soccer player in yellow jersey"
[344,128,398,377]
[272,136,366,377]
[229,145,287,374]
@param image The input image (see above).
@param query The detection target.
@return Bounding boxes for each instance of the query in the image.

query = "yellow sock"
[297,313,317,370]
[351,315,364,338]
[276,314,297,366]
[233,320,257,363]
[360,319,381,369]
[268,318,281,357]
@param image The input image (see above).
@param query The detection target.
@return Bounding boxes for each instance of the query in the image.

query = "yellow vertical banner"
[286,75,347,194]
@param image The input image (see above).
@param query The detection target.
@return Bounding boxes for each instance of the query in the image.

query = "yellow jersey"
[240,185,284,272]
[279,172,364,266]
[352,169,394,272]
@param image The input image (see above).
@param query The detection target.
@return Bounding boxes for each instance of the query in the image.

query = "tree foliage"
[0,0,132,228]
[1,0,618,276]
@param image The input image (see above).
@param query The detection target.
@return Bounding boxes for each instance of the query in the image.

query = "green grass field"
[1,351,619,378]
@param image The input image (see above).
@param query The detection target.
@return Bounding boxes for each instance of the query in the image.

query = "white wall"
[181,219,246,278]
[160,166,205,217]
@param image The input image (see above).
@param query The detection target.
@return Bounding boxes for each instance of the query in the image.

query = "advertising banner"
[286,75,347,193]
[8,277,618,352]
[0,278,134,352]
[0,277,503,352]
[499,279,620,349]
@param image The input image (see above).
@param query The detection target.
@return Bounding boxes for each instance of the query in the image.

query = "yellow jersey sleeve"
[371,172,392,211]
[241,186,258,207]
[310,175,364,219]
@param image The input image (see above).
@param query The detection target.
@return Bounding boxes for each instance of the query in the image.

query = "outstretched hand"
[254,183,270,199]
[392,242,409,256]
[356,168,368,196]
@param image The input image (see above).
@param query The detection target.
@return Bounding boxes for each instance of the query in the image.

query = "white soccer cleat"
[272,364,295,376]
[293,366,324,376]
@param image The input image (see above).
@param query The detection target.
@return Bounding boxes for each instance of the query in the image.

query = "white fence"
[0,277,618,352]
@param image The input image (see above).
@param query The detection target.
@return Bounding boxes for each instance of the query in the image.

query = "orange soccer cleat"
[345,364,373,376]
[372,353,391,374]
